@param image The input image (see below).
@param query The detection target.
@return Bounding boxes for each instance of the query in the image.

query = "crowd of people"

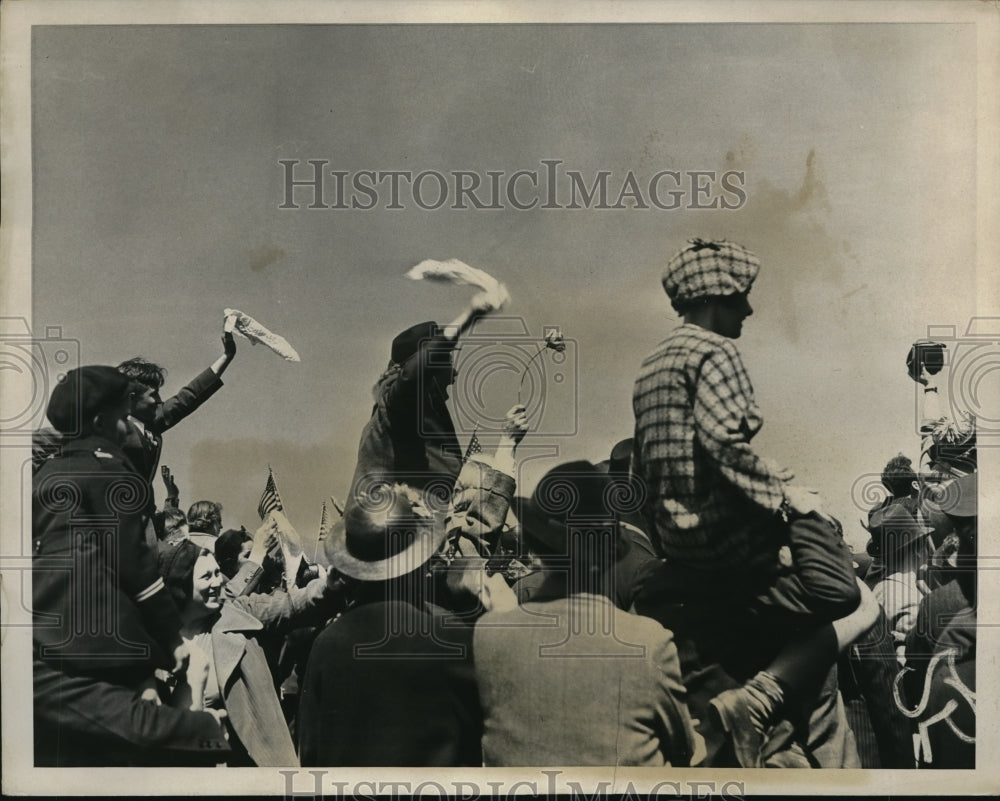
[31,238,977,769]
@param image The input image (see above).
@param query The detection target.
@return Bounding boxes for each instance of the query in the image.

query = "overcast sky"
[30,22,984,551]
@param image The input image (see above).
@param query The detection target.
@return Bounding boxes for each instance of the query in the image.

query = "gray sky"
[31,22,983,551]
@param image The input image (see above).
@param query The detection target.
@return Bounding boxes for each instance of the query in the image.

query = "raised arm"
[210,330,237,377]
[440,293,501,344]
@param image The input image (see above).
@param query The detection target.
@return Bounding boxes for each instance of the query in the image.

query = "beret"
[662,238,760,304]
[45,365,131,435]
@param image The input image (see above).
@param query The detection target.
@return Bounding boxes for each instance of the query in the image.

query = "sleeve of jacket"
[111,471,184,656]
[151,367,224,434]
[384,334,457,416]
[692,345,786,513]
[649,627,699,767]
[222,559,266,601]
[231,574,345,635]
[33,657,231,758]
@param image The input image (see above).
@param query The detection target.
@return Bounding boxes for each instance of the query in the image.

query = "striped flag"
[463,424,482,463]
[317,501,330,541]
[257,466,283,520]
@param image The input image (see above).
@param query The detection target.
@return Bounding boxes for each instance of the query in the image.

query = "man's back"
[474,594,696,767]
[633,323,784,573]
[297,598,481,767]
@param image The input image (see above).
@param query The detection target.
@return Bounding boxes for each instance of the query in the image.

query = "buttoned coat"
[33,434,182,685]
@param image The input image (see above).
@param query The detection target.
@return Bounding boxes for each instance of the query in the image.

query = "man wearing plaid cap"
[632,239,875,768]
[635,238,817,569]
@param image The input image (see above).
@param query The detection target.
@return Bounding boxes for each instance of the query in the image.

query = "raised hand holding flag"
[258,466,283,520]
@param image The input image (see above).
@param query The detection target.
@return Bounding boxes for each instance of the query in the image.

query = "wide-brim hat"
[868,503,934,557]
[923,472,977,519]
[323,493,448,582]
[518,461,617,555]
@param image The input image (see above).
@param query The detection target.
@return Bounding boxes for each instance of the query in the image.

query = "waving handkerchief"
[405,259,510,310]
[224,308,301,362]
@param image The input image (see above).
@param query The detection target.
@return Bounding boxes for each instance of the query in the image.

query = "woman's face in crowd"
[191,552,225,613]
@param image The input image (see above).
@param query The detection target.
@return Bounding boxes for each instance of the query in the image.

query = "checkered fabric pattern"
[633,324,786,570]
[661,238,760,304]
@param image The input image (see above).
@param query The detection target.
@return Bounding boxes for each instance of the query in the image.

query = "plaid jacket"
[633,324,786,570]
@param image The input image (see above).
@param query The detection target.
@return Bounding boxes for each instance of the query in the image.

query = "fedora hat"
[323,488,447,582]
[868,503,933,559]
[924,472,977,519]
[518,461,617,555]
[390,321,439,364]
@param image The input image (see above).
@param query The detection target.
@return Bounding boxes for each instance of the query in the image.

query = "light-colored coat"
[474,593,697,767]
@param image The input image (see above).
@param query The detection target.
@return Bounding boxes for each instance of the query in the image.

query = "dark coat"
[121,367,223,483]
[32,434,183,685]
[297,456,515,767]
[346,335,463,510]
[297,597,481,767]
[33,656,229,767]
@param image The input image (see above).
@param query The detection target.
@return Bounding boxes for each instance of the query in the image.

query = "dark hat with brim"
[869,503,933,558]
[323,491,447,582]
[924,473,977,519]
[46,365,131,435]
[519,461,617,555]
[906,340,946,382]
[390,321,439,364]
[609,438,634,476]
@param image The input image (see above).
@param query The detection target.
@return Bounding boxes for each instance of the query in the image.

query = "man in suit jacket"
[118,330,237,486]
[475,461,698,767]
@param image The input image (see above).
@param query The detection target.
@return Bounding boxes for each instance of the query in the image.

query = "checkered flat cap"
[662,238,760,304]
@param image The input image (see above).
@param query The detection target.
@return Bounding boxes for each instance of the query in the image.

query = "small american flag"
[257,466,283,520]
[464,424,483,463]
[317,501,330,541]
